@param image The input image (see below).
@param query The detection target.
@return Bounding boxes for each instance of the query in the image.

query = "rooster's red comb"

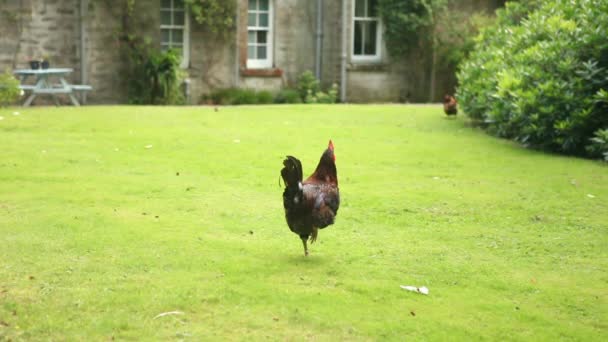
[328,140,334,151]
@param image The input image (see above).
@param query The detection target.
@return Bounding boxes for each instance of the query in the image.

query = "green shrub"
[305,83,339,104]
[296,71,319,102]
[296,71,339,104]
[274,89,302,104]
[0,70,21,106]
[457,0,608,159]
[231,89,258,105]
[128,49,185,105]
[257,90,274,104]
[208,88,234,105]
[205,88,275,105]
[587,128,608,161]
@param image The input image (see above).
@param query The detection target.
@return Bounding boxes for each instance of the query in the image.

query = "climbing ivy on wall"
[93,0,236,104]
[377,0,439,57]
[185,0,237,37]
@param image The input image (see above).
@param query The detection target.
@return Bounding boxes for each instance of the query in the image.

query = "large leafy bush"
[457,0,608,158]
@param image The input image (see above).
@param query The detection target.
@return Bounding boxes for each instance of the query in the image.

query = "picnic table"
[13,68,92,106]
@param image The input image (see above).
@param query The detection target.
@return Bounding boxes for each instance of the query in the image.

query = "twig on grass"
[153,311,184,319]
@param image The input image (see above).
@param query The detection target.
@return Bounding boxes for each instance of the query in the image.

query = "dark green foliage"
[257,90,274,104]
[206,88,241,105]
[457,0,608,159]
[587,128,608,161]
[273,89,302,104]
[377,0,434,57]
[0,70,21,106]
[231,89,258,105]
[128,49,184,105]
[434,10,492,69]
[204,88,275,105]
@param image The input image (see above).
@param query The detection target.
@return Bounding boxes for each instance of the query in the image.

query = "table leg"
[67,93,80,106]
[59,77,80,106]
[23,94,36,107]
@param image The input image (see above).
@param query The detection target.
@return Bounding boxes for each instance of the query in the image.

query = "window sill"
[241,68,283,77]
[347,63,388,72]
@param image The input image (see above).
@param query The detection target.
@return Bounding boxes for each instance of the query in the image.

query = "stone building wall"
[0,0,504,104]
[1,0,80,84]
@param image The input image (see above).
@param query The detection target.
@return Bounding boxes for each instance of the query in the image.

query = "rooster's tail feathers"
[281,156,303,187]
[281,156,304,211]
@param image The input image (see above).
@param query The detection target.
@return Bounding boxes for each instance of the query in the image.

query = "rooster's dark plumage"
[281,140,340,256]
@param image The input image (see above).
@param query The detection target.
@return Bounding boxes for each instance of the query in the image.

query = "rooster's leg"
[300,236,309,256]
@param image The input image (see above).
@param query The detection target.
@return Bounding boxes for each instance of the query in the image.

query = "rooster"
[281,140,340,256]
[443,94,458,116]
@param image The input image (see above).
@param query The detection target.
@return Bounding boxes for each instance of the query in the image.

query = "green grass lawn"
[0,105,606,340]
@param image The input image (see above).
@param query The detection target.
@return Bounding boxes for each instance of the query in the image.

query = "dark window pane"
[355,0,365,17]
[259,13,268,27]
[160,10,171,25]
[257,45,267,59]
[173,29,183,43]
[354,21,363,55]
[174,0,184,10]
[370,0,378,17]
[259,0,269,11]
[161,29,170,43]
[173,11,184,26]
[161,0,171,9]
[161,43,170,52]
[257,30,267,43]
[248,0,256,11]
[364,21,377,55]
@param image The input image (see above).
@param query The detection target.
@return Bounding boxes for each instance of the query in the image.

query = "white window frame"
[351,0,382,63]
[247,0,273,69]
[160,0,190,69]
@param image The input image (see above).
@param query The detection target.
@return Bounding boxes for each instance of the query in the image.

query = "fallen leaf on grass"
[13,112,20,116]
[400,285,429,295]
[587,194,595,198]
[145,145,153,149]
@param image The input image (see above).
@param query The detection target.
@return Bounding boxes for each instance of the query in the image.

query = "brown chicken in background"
[444,94,458,116]
[281,140,340,256]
